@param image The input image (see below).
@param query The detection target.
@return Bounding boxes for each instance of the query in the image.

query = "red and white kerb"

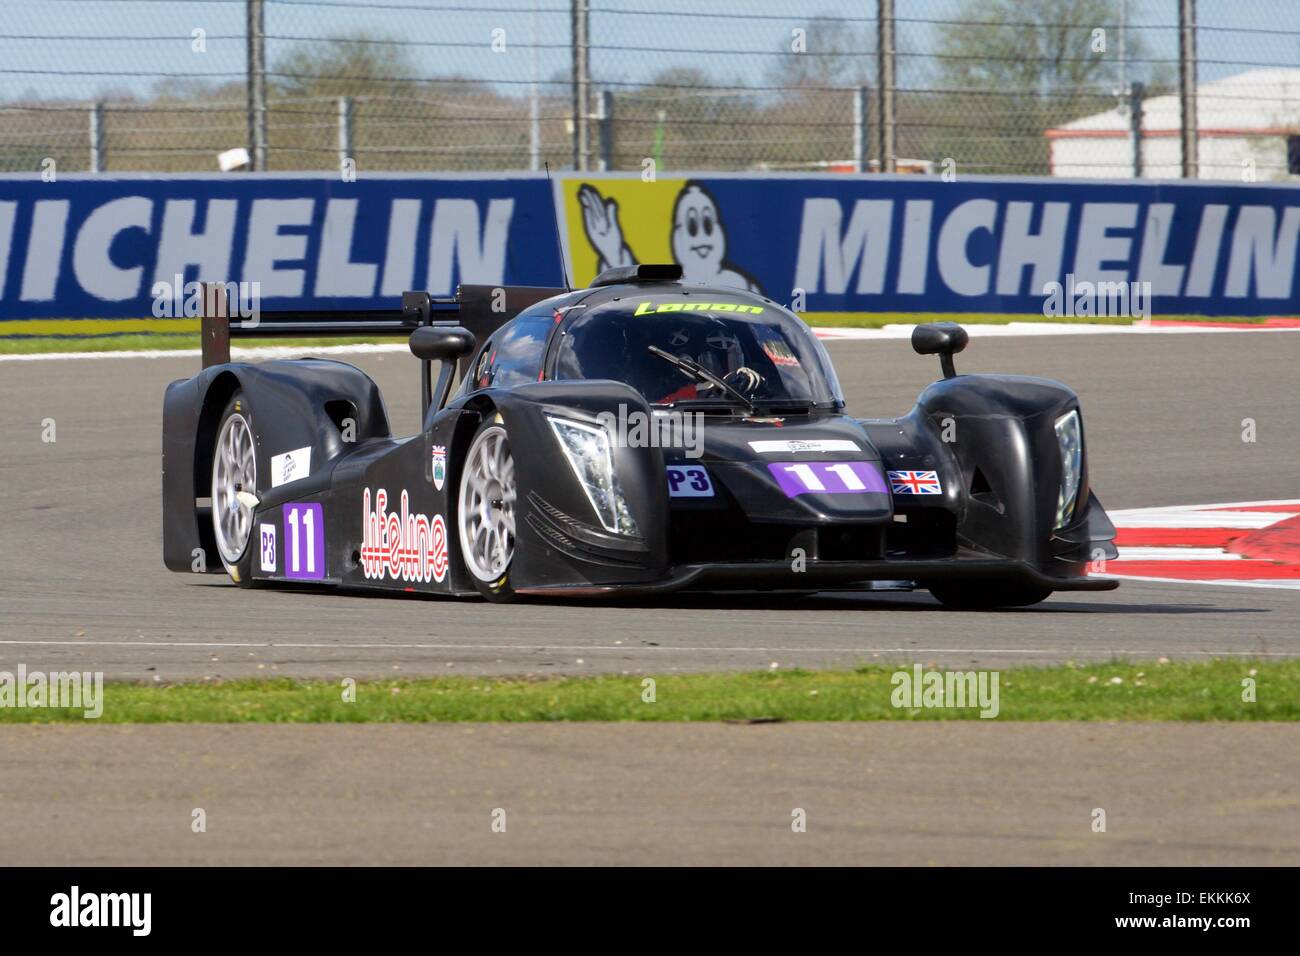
[1094,499,1300,591]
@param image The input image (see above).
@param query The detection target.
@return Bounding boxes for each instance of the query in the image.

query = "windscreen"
[554,301,843,407]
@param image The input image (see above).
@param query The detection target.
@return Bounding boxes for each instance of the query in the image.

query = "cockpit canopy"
[555,294,844,408]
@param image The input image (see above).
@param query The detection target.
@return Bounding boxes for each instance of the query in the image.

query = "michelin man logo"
[578,181,762,293]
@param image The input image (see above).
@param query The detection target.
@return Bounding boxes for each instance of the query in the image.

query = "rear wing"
[198,283,566,370]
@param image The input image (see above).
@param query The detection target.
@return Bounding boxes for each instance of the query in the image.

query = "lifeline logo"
[0,665,102,719]
[891,664,1000,718]
[361,488,449,583]
[50,886,151,936]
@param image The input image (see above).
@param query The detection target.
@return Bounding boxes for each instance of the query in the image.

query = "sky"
[0,0,1295,104]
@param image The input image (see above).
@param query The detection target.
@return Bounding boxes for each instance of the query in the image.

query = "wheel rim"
[212,412,257,565]
[458,426,516,583]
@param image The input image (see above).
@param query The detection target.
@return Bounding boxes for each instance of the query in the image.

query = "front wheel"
[928,581,1051,609]
[457,419,520,602]
[211,391,259,585]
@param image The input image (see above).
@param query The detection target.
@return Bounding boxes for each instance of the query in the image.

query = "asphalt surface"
[1,722,1293,865]
[2,330,1299,681]
[3,330,1297,867]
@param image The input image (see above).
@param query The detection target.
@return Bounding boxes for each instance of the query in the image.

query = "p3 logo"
[667,464,714,498]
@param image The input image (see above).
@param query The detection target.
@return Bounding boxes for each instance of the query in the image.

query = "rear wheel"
[457,420,519,602]
[211,391,258,585]
[928,581,1050,609]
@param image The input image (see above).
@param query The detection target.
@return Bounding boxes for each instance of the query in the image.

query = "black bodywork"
[163,270,1118,600]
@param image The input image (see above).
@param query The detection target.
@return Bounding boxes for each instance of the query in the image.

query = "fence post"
[528,6,541,171]
[598,90,614,171]
[89,102,105,173]
[877,0,896,173]
[853,86,869,172]
[247,0,268,171]
[1129,82,1145,178]
[571,0,591,171]
[337,96,353,172]
[1178,0,1198,179]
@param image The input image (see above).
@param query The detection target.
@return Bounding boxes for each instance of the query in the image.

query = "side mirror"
[411,326,476,421]
[911,322,968,379]
[410,325,475,363]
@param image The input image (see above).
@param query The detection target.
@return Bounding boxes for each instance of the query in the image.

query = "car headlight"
[1054,409,1083,529]
[547,416,640,536]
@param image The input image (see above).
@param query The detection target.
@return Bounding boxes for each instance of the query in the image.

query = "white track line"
[1109,498,1300,513]
[0,640,1292,656]
[1092,574,1300,591]
[1110,510,1294,529]
[0,342,410,363]
[814,322,1300,340]
[1113,547,1242,561]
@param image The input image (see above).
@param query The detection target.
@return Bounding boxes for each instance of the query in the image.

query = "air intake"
[591,263,683,287]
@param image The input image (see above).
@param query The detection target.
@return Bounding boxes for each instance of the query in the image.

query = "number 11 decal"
[283,502,326,580]
[768,461,888,498]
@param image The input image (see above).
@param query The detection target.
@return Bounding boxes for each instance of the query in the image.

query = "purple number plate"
[767,461,887,498]
[283,502,325,580]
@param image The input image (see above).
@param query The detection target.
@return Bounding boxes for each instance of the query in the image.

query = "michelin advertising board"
[0,174,560,329]
[561,174,1300,319]
[0,171,1297,330]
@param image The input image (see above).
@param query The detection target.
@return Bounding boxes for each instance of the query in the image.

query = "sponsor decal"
[770,461,887,497]
[258,522,277,573]
[283,503,325,580]
[888,470,943,495]
[666,464,714,498]
[431,444,447,491]
[749,438,860,454]
[361,488,449,584]
[270,446,311,488]
[634,300,764,315]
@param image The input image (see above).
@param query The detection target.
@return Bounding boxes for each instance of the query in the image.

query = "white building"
[1046,68,1300,181]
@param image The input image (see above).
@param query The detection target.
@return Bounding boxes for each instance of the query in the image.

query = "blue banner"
[560,174,1300,318]
[0,174,561,322]
[1,172,1297,323]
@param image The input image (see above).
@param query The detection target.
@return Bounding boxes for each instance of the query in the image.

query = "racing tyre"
[928,581,1050,609]
[211,390,260,586]
[457,419,520,602]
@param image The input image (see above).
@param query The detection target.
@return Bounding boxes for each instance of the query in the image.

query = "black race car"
[162,264,1118,607]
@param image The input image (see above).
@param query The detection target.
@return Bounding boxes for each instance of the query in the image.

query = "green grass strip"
[0,660,1291,723]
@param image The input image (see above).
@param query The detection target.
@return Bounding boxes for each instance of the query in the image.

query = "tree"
[929,0,1165,174]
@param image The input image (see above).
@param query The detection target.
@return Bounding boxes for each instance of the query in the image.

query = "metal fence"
[1,0,1297,179]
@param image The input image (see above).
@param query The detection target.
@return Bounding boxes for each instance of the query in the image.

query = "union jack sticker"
[888,470,942,495]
